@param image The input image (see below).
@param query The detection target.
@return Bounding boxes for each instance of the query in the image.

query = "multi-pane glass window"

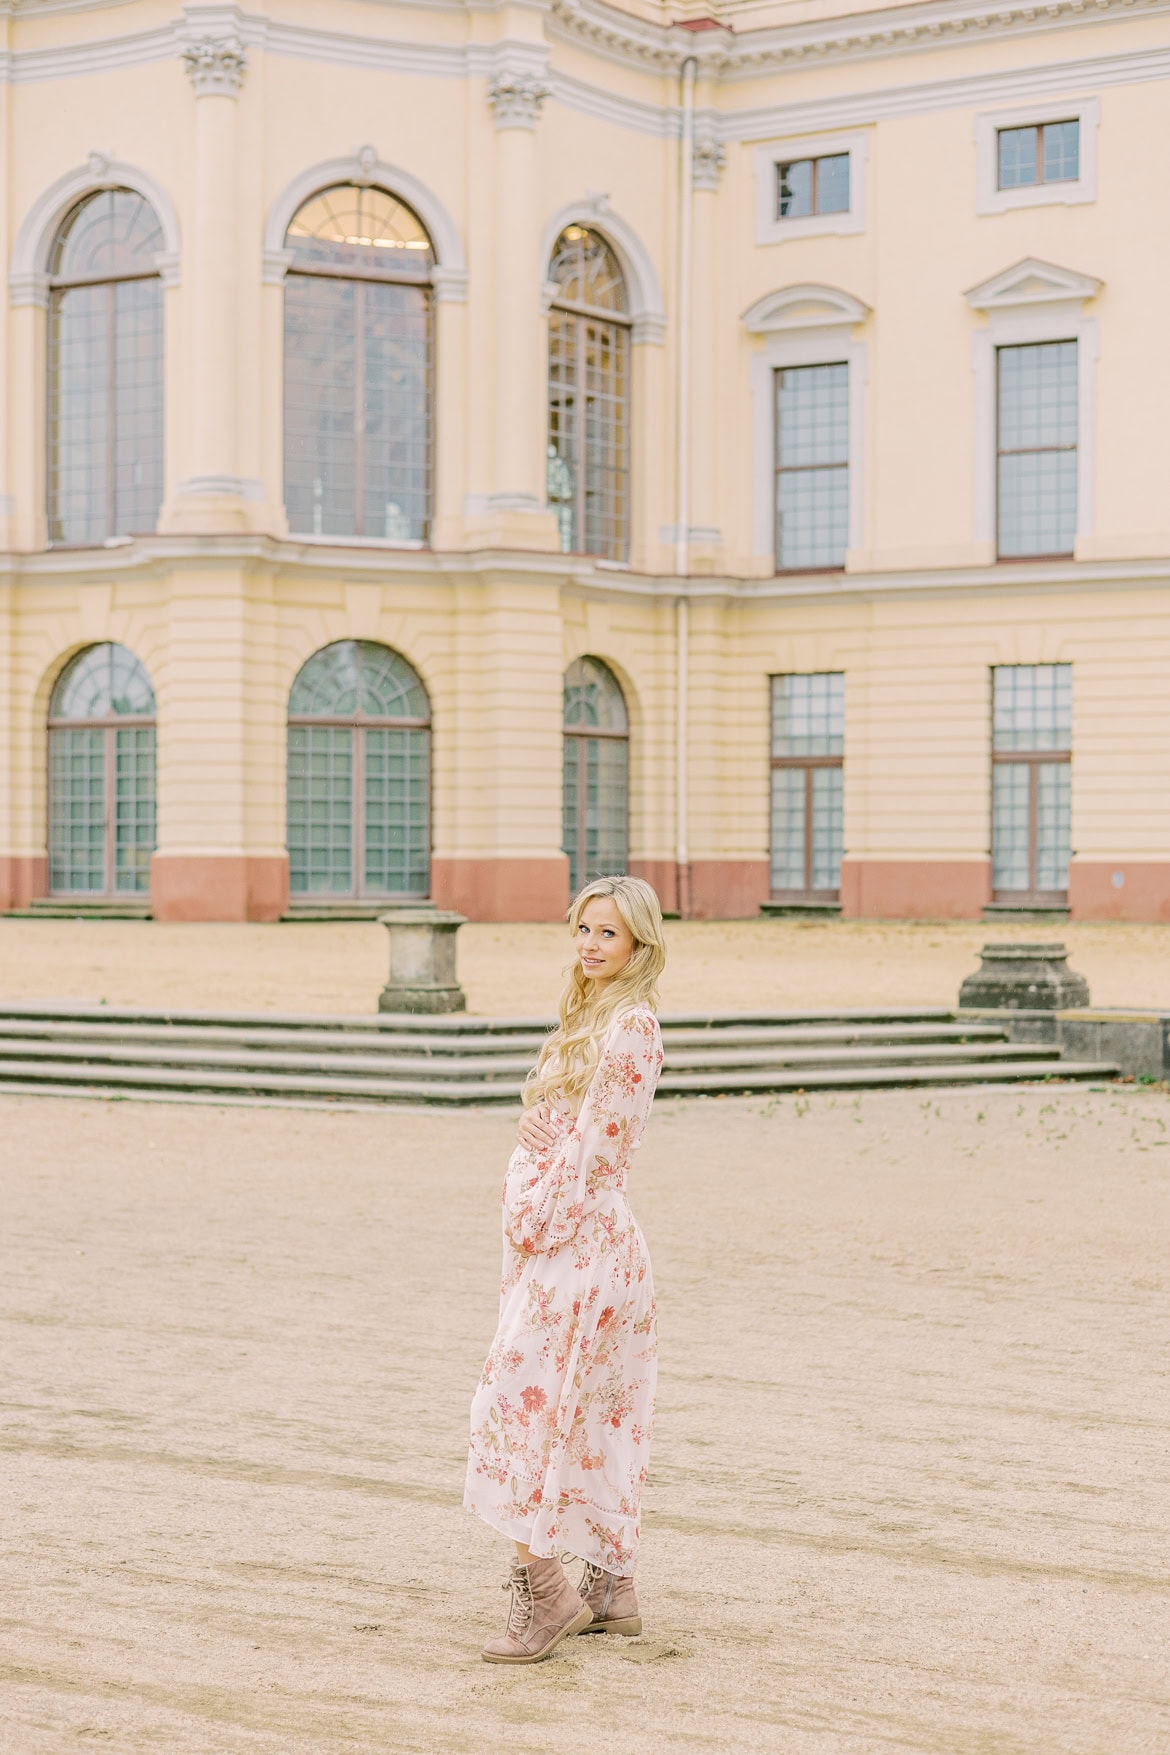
[563,657,629,896]
[991,664,1072,903]
[776,154,850,220]
[284,186,434,542]
[997,341,1078,558]
[770,673,845,899]
[775,362,849,570]
[997,121,1079,189]
[287,641,430,898]
[48,642,157,896]
[547,227,631,562]
[47,191,165,545]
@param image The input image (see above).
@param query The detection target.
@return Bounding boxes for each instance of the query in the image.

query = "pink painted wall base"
[1070,863,1170,921]
[840,860,991,920]
[431,856,570,922]
[150,855,289,922]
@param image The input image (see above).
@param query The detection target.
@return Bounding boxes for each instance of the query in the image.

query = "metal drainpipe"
[675,54,696,921]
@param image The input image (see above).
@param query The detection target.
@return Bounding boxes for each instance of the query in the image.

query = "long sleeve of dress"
[503,1009,663,1257]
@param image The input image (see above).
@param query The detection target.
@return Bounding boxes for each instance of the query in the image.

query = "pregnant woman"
[465,874,666,1664]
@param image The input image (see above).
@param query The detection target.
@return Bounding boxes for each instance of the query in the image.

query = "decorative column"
[688,127,726,574]
[162,32,252,533]
[469,70,559,551]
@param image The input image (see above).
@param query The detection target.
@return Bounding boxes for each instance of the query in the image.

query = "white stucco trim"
[970,303,1099,548]
[9,155,182,307]
[974,95,1100,216]
[746,301,868,566]
[262,153,467,284]
[538,198,666,345]
[753,132,868,247]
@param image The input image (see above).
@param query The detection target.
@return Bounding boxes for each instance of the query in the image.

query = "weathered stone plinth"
[959,942,1090,1011]
[377,906,468,1014]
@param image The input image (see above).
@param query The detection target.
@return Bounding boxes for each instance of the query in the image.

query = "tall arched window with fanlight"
[287,640,430,900]
[48,643,157,896]
[547,228,631,561]
[283,186,434,542]
[47,191,165,545]
[563,656,629,894]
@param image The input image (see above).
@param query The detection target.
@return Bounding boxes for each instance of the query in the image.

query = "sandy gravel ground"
[2,1084,1168,1754]
[1,916,1169,1017]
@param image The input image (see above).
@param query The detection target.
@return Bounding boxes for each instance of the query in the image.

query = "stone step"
[0,1016,1013,1058]
[0,1055,1118,1107]
[0,1001,958,1036]
[0,1034,1063,1084]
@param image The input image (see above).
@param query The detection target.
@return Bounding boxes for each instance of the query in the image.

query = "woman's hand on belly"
[517,1102,559,1154]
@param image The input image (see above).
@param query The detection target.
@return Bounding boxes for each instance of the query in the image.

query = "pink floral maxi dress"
[464,1006,663,1576]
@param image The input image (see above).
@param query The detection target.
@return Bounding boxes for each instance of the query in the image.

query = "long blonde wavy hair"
[522,874,667,1112]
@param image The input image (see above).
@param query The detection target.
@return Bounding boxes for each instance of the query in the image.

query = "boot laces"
[503,1566,534,1636]
[578,1561,605,1598]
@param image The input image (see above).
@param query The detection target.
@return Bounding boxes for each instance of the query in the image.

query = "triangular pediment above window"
[742,284,870,334]
[965,258,1102,311]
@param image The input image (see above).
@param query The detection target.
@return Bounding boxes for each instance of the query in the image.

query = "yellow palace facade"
[2,0,1169,921]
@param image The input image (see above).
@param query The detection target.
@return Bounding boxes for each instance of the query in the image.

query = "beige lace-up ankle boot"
[481,1556,593,1664]
[577,1561,642,1636]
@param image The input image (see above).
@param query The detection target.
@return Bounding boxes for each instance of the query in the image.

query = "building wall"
[2,0,1169,920]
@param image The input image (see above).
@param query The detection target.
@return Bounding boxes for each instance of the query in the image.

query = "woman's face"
[575,896,636,989]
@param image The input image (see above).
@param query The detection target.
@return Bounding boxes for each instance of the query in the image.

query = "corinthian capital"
[182,35,248,97]
[693,135,726,192]
[487,70,552,131]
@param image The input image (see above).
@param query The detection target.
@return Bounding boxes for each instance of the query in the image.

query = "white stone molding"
[487,69,552,130]
[744,288,870,564]
[430,266,469,304]
[743,284,871,334]
[965,257,1103,312]
[975,96,1099,215]
[693,135,727,193]
[754,132,868,246]
[263,154,467,289]
[968,264,1101,548]
[181,34,248,97]
[174,474,264,501]
[539,198,666,346]
[9,156,182,307]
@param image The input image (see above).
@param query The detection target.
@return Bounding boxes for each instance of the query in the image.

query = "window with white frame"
[998,121,1079,190]
[776,154,850,221]
[975,99,1098,214]
[775,362,849,570]
[755,135,867,245]
[997,340,1078,559]
[991,663,1072,905]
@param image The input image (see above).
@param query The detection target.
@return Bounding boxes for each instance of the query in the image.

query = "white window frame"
[754,133,868,246]
[743,286,869,569]
[966,262,1101,553]
[975,96,1099,217]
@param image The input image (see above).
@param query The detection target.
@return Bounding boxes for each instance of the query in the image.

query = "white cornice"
[965,257,1103,310]
[4,533,1169,605]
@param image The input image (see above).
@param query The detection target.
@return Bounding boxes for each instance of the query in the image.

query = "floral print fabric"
[464,1006,663,1575]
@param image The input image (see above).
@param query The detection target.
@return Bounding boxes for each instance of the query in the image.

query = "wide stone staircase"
[0,1003,1119,1107]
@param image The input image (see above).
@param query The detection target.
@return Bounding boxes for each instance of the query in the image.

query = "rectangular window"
[776,153,850,220]
[770,673,845,900]
[997,120,1079,190]
[991,664,1072,903]
[997,341,1077,559]
[774,363,849,571]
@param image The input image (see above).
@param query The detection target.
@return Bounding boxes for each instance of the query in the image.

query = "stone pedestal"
[958,942,1090,1011]
[378,907,468,1014]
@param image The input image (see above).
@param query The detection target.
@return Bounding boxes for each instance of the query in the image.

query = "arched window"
[563,656,629,894]
[287,641,430,898]
[47,191,165,545]
[48,643,157,895]
[547,227,631,562]
[283,186,434,542]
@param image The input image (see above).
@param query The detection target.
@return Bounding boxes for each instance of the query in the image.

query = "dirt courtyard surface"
[1,915,1169,1017]
[2,1085,1168,1754]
